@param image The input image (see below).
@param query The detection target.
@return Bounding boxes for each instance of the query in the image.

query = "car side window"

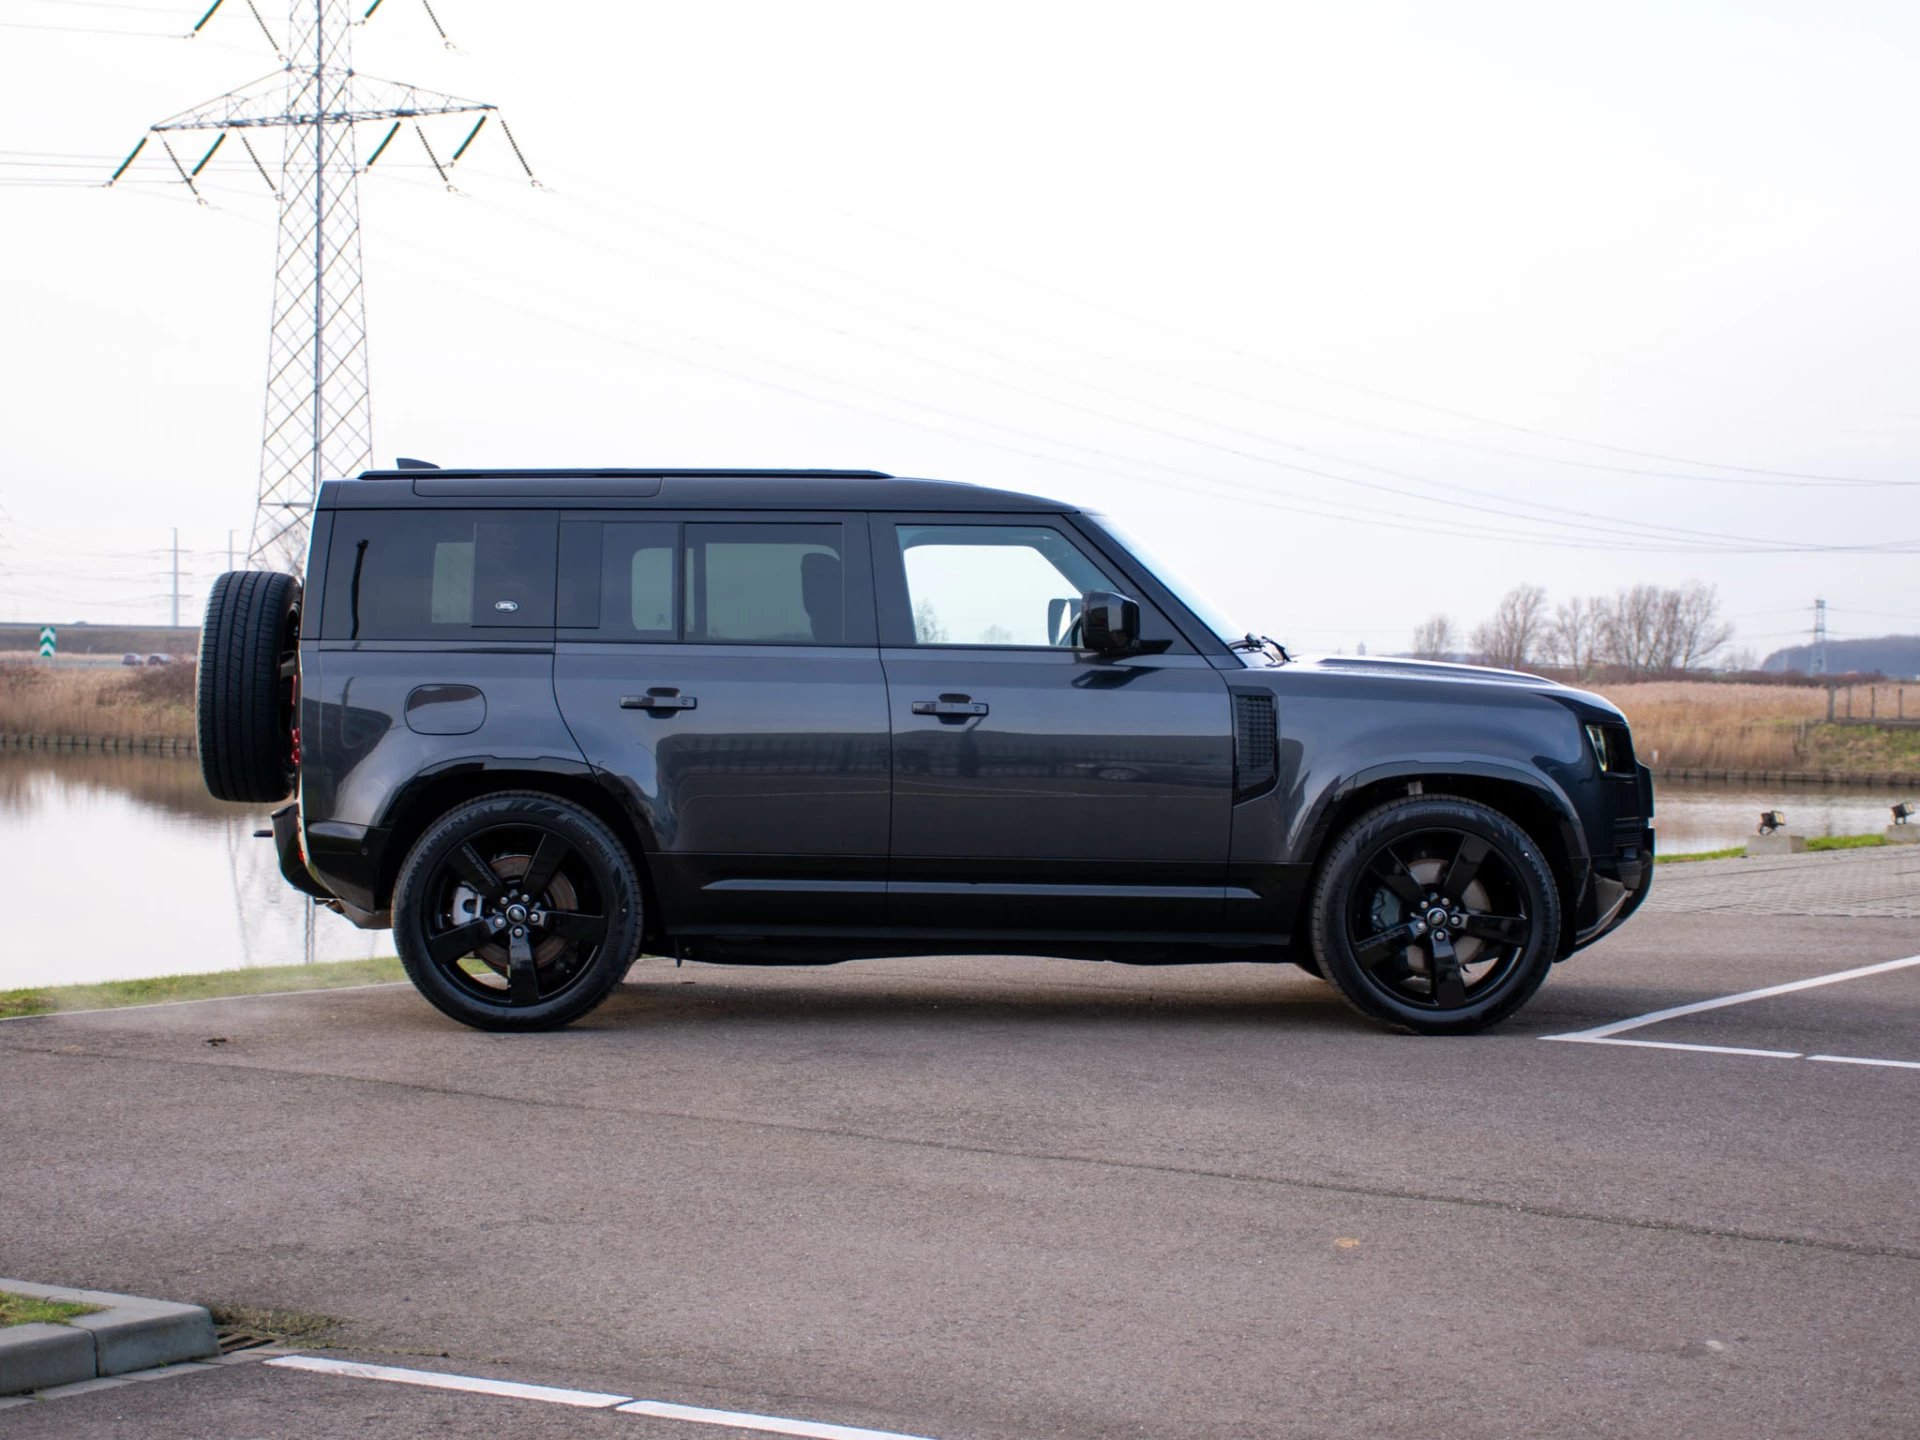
[685,523,845,645]
[322,510,556,640]
[596,522,677,640]
[895,524,1117,647]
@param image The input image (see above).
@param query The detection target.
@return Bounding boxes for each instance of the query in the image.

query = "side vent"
[1232,691,1278,803]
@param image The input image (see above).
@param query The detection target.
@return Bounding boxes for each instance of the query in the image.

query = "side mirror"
[1079,590,1141,655]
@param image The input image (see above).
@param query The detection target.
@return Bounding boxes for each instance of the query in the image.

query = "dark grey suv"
[197,466,1652,1035]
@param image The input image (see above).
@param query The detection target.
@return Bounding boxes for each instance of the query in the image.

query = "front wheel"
[393,792,643,1031]
[1309,796,1560,1034]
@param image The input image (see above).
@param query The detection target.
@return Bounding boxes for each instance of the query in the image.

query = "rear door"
[553,513,890,932]
[872,514,1237,935]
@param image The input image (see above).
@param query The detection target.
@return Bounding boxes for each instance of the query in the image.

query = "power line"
[363,200,1917,557]
[108,0,536,573]
[634,137,1915,487]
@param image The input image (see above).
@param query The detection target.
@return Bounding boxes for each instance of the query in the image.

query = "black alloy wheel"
[1310,796,1560,1034]
[393,792,643,1031]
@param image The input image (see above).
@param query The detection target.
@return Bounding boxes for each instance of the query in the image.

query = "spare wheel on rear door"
[197,569,302,803]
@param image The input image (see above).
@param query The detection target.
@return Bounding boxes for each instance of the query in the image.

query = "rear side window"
[685,524,844,645]
[322,511,557,640]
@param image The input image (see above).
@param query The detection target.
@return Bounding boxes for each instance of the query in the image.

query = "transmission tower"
[110,1,536,573]
[1811,597,1828,675]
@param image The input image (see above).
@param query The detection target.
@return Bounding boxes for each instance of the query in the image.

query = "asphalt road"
[3,849,1918,1439]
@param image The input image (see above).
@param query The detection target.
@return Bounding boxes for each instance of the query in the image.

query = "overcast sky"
[2,0,1916,659]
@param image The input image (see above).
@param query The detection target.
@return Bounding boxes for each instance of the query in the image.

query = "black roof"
[319,468,1074,513]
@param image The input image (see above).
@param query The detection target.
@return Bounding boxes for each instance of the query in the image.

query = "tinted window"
[323,511,556,639]
[896,524,1114,647]
[598,522,677,640]
[685,524,843,644]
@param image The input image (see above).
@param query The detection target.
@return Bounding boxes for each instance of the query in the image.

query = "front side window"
[323,511,556,639]
[685,524,844,645]
[896,524,1116,647]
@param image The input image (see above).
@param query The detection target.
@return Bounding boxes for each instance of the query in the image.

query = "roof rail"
[355,466,894,481]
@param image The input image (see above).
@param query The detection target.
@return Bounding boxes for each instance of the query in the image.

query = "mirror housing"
[1080,590,1141,655]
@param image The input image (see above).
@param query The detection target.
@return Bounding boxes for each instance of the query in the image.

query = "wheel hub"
[448,854,578,975]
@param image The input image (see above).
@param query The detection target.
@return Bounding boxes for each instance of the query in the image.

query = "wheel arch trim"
[365,755,662,917]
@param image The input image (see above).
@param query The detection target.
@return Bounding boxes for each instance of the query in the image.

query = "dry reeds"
[0,661,196,741]
[1598,681,1920,772]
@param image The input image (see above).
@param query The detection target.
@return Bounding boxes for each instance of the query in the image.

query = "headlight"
[1585,722,1633,773]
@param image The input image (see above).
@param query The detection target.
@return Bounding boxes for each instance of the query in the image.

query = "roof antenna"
[394,457,440,470]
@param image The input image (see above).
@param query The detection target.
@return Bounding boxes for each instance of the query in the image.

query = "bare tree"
[1411,613,1456,660]
[1545,595,1603,672]
[1590,581,1732,674]
[1670,581,1733,670]
[1597,583,1679,673]
[912,598,947,644]
[1470,584,1548,669]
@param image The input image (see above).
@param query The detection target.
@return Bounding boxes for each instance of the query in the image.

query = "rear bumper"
[270,804,333,901]
[272,805,392,928]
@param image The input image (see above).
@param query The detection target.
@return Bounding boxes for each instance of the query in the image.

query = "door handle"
[621,691,697,711]
[911,698,988,717]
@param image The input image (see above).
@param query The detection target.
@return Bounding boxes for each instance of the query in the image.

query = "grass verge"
[1657,833,1890,864]
[0,956,406,1019]
[0,1290,103,1328]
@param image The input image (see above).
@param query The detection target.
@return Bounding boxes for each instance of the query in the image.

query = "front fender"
[1298,756,1591,870]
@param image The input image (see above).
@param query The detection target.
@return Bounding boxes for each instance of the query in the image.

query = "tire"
[197,569,301,803]
[1309,795,1560,1035]
[393,792,643,1032]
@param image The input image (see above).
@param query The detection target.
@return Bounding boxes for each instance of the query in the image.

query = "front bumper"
[1568,762,1656,950]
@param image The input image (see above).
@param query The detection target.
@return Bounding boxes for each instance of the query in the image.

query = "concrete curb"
[0,1281,218,1396]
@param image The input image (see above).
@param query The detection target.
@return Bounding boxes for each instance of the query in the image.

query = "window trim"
[553,511,878,648]
[868,512,1192,654]
[318,508,559,643]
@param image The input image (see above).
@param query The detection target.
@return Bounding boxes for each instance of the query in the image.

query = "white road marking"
[1544,954,1920,1042]
[0,983,411,1023]
[1562,1038,1802,1060]
[1807,1054,1920,1071]
[1541,953,1920,1072]
[263,1355,946,1438]
[264,1355,629,1408]
[617,1398,940,1440]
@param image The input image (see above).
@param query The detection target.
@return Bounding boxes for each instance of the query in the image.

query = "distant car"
[145,654,172,666]
[121,653,141,666]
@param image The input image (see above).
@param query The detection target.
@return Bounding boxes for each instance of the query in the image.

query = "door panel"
[873,515,1237,934]
[555,643,890,928]
[552,515,889,931]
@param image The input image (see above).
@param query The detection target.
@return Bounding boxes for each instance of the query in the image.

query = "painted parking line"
[0,983,412,1024]
[266,1355,629,1407]
[264,1355,941,1439]
[616,1397,940,1439]
[1542,953,1920,1069]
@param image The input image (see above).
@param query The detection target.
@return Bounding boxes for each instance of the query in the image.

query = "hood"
[1298,654,1554,687]
[1283,653,1627,723]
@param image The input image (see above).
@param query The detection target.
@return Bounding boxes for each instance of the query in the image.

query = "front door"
[872,515,1236,936]
[553,513,890,932]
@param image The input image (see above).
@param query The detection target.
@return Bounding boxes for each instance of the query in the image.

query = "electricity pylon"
[111,1,535,573]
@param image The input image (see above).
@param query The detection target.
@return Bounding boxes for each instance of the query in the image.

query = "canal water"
[0,750,1911,990]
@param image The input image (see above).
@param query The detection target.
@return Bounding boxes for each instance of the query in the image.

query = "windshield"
[1086,512,1245,645]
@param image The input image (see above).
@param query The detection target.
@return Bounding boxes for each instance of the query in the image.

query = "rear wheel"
[1310,796,1560,1034]
[393,792,643,1031]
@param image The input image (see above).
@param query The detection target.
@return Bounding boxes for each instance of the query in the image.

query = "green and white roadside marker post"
[37,626,56,659]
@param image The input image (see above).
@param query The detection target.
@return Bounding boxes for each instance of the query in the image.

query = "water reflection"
[0,750,388,989]
[1654,779,1912,853]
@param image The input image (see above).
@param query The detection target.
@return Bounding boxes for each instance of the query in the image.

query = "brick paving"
[1648,844,1920,918]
